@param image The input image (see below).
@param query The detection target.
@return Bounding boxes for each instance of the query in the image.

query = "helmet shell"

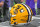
[10,3,33,25]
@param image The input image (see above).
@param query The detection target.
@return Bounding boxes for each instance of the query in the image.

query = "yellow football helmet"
[10,3,33,25]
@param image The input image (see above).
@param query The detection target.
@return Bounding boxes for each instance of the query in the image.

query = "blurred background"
[0,0,40,27]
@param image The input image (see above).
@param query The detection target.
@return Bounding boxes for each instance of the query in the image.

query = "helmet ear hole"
[20,9,24,13]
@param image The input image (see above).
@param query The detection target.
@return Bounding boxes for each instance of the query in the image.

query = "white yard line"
[32,16,40,20]
[37,26,40,27]
[34,18,40,19]
[0,25,12,27]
